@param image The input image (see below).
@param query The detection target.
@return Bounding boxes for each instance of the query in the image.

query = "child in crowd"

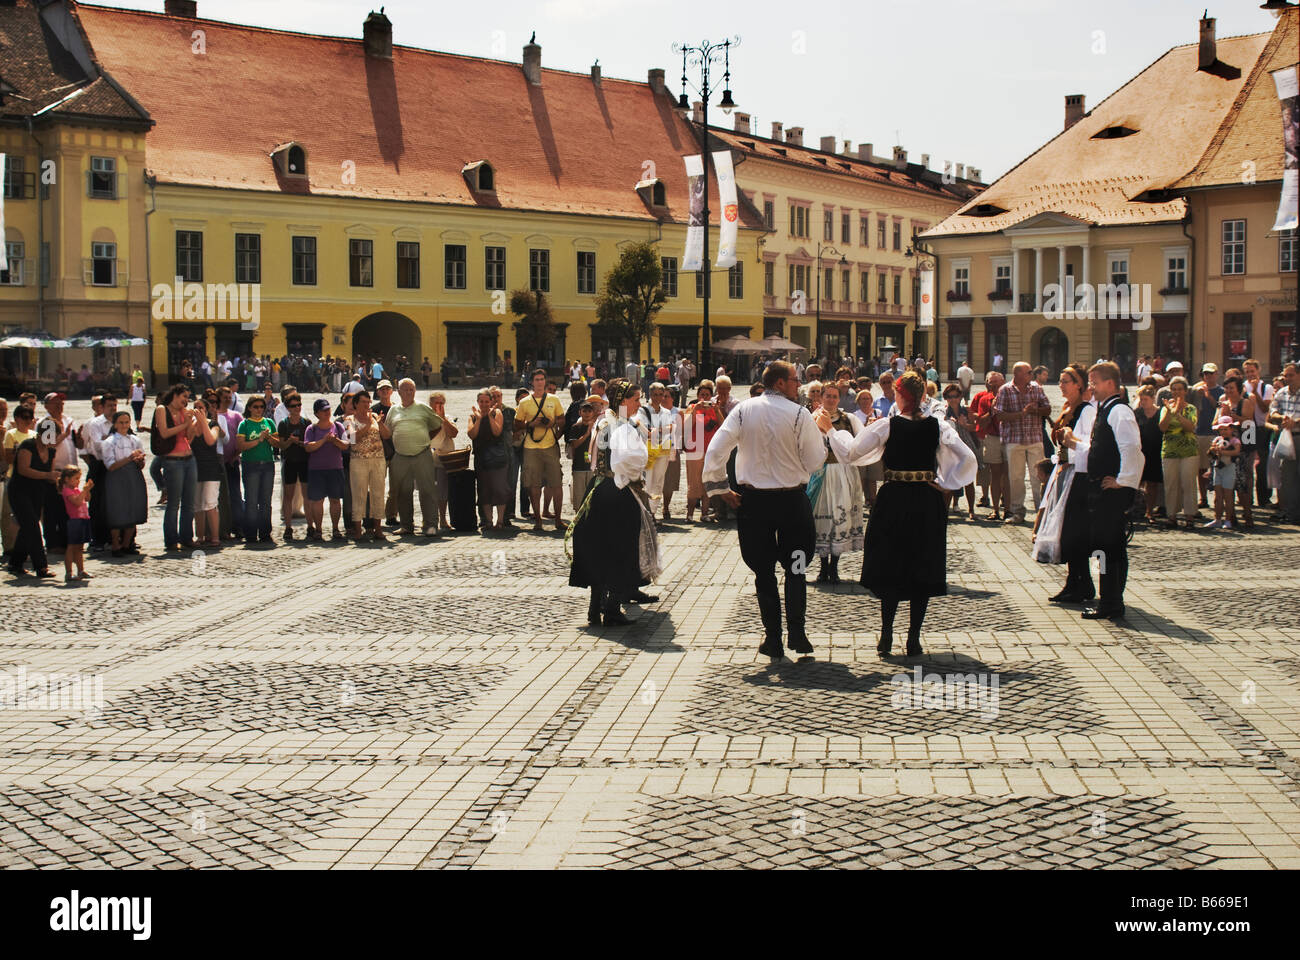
[58,466,93,582]
[1030,458,1054,542]
[1206,415,1240,530]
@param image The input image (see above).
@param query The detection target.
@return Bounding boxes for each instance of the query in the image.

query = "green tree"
[594,241,666,362]
[510,288,557,369]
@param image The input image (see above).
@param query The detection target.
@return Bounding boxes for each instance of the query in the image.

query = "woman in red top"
[683,380,724,522]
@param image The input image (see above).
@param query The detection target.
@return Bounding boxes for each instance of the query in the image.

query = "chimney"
[734,112,751,134]
[590,63,601,85]
[1199,15,1216,71]
[858,142,873,161]
[842,139,852,156]
[363,9,392,60]
[771,121,784,141]
[967,167,981,182]
[647,68,665,95]
[1064,93,1085,131]
[522,36,541,85]
[819,135,836,153]
[920,153,930,169]
[786,126,803,146]
[893,145,907,169]
[956,163,965,180]
[692,101,704,124]
[164,0,197,16]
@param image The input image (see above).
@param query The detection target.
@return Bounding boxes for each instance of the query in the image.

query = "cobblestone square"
[2,388,1299,870]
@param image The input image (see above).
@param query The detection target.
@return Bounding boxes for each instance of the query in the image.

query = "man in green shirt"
[513,368,568,531]
[386,378,443,536]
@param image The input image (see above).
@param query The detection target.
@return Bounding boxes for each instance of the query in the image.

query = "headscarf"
[605,377,635,414]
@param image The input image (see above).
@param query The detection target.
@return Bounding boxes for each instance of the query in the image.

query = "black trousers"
[11,490,47,572]
[1061,479,1095,598]
[1087,482,1134,611]
[42,482,67,551]
[87,457,108,546]
[736,487,815,646]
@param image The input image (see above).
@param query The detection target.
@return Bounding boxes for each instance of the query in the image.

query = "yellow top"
[516,394,566,450]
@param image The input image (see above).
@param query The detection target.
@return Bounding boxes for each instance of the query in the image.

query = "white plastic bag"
[1278,428,1296,461]
[1033,464,1074,565]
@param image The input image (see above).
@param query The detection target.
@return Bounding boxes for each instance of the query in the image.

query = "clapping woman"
[7,416,59,578]
[100,410,147,556]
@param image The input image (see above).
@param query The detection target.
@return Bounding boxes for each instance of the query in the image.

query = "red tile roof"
[73,2,760,227]
[925,30,1273,237]
[1174,7,1298,190]
[707,126,982,203]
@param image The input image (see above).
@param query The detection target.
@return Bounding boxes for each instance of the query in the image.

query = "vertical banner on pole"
[1272,66,1298,232]
[713,150,738,269]
[918,267,935,327]
[0,154,7,257]
[682,154,705,272]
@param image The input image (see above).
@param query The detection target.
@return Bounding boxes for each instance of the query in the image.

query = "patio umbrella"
[69,326,150,348]
[758,334,806,354]
[710,334,765,354]
[0,329,71,349]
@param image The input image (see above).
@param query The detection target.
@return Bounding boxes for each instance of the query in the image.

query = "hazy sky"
[89,0,1283,181]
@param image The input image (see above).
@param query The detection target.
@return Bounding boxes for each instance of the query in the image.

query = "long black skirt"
[1058,477,1091,564]
[105,463,148,529]
[860,480,947,600]
[569,477,649,592]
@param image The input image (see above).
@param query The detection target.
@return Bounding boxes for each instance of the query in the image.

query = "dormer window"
[463,160,495,193]
[635,177,667,209]
[272,142,308,178]
[1091,124,1138,140]
[965,203,1008,218]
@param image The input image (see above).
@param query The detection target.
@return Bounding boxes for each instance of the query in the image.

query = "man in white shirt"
[1136,356,1152,383]
[703,360,825,661]
[957,361,975,401]
[218,355,232,380]
[625,359,641,387]
[1059,361,1143,620]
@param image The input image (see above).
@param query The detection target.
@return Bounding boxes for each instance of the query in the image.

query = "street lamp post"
[673,37,738,370]
[905,233,936,373]
[815,241,847,367]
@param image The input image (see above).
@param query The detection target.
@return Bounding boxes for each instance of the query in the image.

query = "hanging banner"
[918,266,935,327]
[712,150,738,269]
[1273,66,1298,232]
[0,154,6,260]
[682,154,705,272]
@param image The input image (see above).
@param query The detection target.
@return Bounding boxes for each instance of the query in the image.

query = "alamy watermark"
[1041,277,1152,330]
[151,275,260,330]
[890,666,999,720]
[0,666,104,712]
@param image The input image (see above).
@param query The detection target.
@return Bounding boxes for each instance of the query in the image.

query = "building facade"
[708,118,980,369]
[29,1,768,385]
[924,11,1296,381]
[0,0,154,389]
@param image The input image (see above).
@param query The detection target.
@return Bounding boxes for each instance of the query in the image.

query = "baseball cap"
[341,381,366,397]
[313,398,331,413]
[44,391,66,402]
[1166,361,1184,370]
[376,379,393,390]
[1201,362,1218,373]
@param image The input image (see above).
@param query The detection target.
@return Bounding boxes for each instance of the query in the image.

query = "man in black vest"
[1072,362,1144,620]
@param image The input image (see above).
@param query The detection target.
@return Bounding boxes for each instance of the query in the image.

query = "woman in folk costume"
[1036,363,1095,604]
[815,370,977,657]
[809,381,864,583]
[568,378,663,626]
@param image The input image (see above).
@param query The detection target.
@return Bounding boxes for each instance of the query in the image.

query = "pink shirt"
[61,484,90,520]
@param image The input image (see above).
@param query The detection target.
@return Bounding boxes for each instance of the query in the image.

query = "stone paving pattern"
[1,388,1298,869]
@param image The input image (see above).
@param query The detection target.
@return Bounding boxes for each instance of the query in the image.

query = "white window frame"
[1106,249,1130,286]
[951,257,971,298]
[1222,220,1245,275]
[1162,245,1189,291]
[3,241,25,285]
[1279,229,1296,273]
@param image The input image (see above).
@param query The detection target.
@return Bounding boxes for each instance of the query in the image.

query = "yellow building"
[708,118,980,367]
[56,1,765,384]
[1,0,154,391]
[923,12,1296,381]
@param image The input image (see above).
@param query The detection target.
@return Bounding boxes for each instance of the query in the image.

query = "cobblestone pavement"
[1,388,1298,869]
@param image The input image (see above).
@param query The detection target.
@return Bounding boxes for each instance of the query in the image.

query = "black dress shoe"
[788,635,814,654]
[628,590,659,604]
[1048,589,1092,604]
[905,635,924,657]
[1081,606,1125,620]
[757,638,784,659]
[586,601,602,625]
[602,610,632,626]
[877,633,893,656]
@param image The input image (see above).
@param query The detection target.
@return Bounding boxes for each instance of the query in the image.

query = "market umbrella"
[0,329,71,349]
[69,326,150,348]
[758,334,806,354]
[710,334,765,354]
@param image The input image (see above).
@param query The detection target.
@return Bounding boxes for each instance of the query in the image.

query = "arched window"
[287,145,307,174]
